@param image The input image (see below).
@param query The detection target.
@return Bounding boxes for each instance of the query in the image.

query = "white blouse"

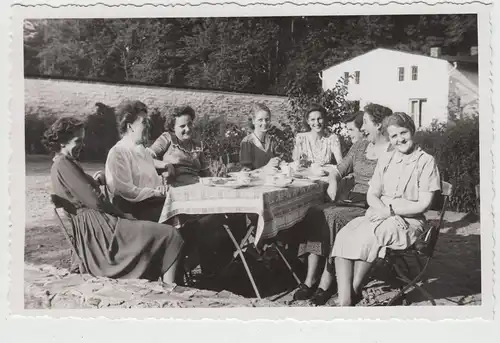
[105,139,162,202]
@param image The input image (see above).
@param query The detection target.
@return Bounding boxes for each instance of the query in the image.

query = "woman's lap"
[332,215,423,263]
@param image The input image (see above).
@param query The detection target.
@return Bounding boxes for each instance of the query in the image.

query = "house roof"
[321,47,478,72]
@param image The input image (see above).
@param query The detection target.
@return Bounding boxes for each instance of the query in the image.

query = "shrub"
[195,114,247,165]
[416,116,479,213]
[25,106,59,154]
[79,103,120,162]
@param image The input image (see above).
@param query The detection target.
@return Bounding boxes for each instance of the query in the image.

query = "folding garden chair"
[50,194,87,275]
[381,181,453,306]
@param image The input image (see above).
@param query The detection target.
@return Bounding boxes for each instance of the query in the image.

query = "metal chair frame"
[50,194,87,275]
[381,181,453,306]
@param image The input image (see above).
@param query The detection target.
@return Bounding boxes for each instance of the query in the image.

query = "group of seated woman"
[45,97,440,307]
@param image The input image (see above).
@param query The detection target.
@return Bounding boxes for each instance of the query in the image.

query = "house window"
[398,67,404,81]
[409,98,427,128]
[344,72,349,85]
[411,66,418,81]
[355,71,360,84]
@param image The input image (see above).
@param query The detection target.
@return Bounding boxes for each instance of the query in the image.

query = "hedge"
[415,117,480,213]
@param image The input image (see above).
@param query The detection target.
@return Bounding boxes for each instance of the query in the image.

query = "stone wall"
[24,78,290,127]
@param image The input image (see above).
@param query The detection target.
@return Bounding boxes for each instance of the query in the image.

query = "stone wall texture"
[24,78,290,127]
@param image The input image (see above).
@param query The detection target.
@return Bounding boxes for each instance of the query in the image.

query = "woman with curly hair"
[45,116,184,283]
[147,105,210,187]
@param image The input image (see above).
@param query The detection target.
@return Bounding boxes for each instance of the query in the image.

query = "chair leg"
[223,224,261,299]
[388,260,433,306]
[272,242,301,285]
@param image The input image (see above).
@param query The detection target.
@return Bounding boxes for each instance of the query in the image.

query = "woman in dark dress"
[45,116,184,283]
[293,104,393,305]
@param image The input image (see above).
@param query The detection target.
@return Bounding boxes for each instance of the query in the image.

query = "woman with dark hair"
[147,105,209,187]
[293,103,393,305]
[332,112,440,306]
[105,100,167,222]
[147,105,239,276]
[46,116,183,283]
[343,111,364,144]
[239,102,281,171]
[292,103,343,167]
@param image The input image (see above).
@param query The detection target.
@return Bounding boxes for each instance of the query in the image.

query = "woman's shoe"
[310,288,333,306]
[293,283,316,301]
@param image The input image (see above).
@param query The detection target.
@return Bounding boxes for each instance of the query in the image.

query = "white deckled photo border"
[2,0,497,333]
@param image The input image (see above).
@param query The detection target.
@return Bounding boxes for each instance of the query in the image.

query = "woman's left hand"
[367,206,391,222]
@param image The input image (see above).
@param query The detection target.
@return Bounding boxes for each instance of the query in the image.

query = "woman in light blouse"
[292,103,343,167]
[331,112,441,306]
[105,100,167,222]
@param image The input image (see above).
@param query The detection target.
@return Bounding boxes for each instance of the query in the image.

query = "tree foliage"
[24,15,477,95]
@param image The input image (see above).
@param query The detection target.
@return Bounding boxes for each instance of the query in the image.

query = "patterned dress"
[292,132,342,166]
[332,146,441,263]
[148,132,210,187]
[297,140,390,264]
[51,154,183,280]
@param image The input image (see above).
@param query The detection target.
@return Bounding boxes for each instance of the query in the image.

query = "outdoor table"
[158,178,326,245]
[158,177,326,298]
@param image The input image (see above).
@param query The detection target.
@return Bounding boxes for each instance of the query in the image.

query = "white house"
[320,48,479,128]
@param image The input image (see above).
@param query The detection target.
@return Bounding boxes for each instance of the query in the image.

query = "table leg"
[223,223,262,299]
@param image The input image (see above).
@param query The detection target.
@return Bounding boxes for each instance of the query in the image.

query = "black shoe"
[310,288,332,306]
[293,283,316,301]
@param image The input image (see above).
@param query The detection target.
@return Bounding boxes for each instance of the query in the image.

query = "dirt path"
[24,155,481,307]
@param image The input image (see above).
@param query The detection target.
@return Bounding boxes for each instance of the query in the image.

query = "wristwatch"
[389,204,396,216]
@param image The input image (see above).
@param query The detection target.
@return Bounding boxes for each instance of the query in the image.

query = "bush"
[79,103,120,162]
[416,116,479,213]
[25,106,59,154]
[195,114,247,165]
[25,103,120,162]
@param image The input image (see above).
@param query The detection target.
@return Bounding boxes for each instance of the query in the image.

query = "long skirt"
[71,208,183,281]
[331,214,425,263]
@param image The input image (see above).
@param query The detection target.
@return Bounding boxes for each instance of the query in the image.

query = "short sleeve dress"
[148,132,210,186]
[50,154,183,280]
[331,146,441,263]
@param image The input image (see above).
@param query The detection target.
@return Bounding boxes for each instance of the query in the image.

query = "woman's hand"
[92,170,105,185]
[366,206,391,222]
[160,163,175,178]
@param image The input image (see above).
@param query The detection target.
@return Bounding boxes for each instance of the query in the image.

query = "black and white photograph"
[7,1,493,322]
